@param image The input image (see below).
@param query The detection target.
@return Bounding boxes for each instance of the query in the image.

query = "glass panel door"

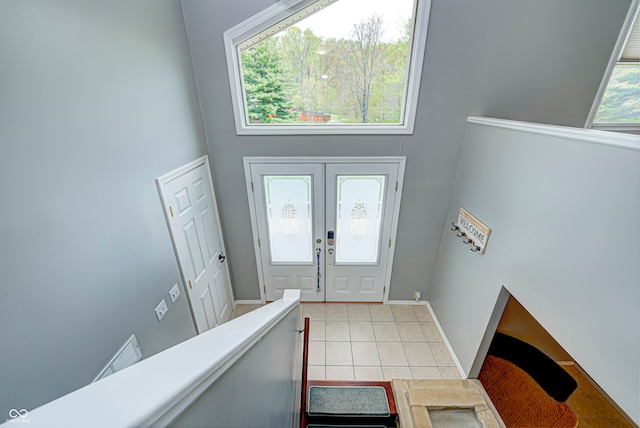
[325,163,399,302]
[250,163,325,302]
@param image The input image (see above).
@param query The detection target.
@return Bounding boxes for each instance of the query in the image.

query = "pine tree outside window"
[224,0,431,135]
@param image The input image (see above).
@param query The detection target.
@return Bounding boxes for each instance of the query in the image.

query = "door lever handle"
[218,254,226,263]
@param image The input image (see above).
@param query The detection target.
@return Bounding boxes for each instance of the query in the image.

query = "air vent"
[93,335,142,382]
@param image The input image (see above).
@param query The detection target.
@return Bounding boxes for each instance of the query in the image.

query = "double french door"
[245,158,404,302]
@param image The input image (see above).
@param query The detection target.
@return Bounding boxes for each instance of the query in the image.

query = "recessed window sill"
[591,122,640,135]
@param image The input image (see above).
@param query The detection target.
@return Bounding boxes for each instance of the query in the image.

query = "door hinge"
[188,280,193,289]
[263,286,266,294]
[258,238,261,247]
[384,286,386,294]
[169,206,174,217]
[389,239,392,247]
[395,182,398,192]
[251,182,254,192]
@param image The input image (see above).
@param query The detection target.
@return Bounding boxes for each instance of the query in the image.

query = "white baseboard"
[426,301,467,379]
[386,300,427,305]
[234,299,264,305]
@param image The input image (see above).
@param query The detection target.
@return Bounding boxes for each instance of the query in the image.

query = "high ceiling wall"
[181,0,631,300]
[429,119,639,422]
[0,0,204,416]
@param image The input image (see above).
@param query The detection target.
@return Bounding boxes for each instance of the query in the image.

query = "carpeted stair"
[305,383,397,427]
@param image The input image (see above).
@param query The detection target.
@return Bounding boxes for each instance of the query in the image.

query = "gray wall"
[0,0,633,420]
[172,306,302,428]
[0,0,205,416]
[429,121,639,423]
[181,0,630,301]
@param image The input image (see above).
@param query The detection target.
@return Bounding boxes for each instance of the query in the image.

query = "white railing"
[4,290,301,427]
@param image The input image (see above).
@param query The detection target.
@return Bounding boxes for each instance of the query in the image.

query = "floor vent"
[93,335,142,382]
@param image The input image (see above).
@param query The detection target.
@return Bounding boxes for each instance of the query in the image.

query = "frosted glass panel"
[264,176,313,263]
[336,175,385,264]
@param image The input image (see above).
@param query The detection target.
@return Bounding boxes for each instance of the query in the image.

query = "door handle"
[327,248,334,255]
[218,254,226,263]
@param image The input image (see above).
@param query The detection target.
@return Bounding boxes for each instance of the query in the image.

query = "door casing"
[244,157,406,303]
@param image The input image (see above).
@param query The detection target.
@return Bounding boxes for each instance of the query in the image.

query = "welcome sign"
[456,208,491,254]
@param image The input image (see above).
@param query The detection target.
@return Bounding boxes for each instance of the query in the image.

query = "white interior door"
[247,159,403,303]
[157,157,234,333]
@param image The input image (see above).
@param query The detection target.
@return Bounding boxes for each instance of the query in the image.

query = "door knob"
[219,254,226,262]
[327,248,334,255]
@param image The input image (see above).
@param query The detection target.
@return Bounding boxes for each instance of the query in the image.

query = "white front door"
[246,158,404,303]
[324,163,399,302]
[249,163,325,302]
[157,157,233,333]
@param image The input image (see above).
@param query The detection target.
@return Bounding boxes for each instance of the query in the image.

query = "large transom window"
[589,6,639,133]
[224,0,431,135]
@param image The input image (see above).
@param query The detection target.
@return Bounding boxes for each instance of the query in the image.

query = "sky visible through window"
[239,0,416,126]
[594,64,640,123]
[295,0,414,42]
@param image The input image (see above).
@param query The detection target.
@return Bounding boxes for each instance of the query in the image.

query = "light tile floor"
[230,302,461,382]
[304,303,461,382]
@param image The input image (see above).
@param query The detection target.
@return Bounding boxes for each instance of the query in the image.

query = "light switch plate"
[155,299,168,321]
[169,284,180,303]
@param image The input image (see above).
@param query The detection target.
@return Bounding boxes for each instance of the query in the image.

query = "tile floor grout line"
[279,303,457,381]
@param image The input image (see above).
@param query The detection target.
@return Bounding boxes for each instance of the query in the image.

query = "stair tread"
[308,386,390,416]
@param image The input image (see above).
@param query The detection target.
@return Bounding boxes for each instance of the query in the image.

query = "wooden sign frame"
[456,208,491,254]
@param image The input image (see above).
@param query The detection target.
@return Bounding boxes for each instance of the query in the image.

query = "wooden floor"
[563,364,635,428]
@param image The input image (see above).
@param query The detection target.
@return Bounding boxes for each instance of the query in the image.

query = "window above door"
[223,0,432,135]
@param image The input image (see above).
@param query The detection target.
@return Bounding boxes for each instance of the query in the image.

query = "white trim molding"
[386,300,428,306]
[223,0,431,135]
[234,300,264,305]
[468,116,640,151]
[426,302,467,380]
[591,122,640,135]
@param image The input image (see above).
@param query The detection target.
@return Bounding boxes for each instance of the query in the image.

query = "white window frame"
[223,0,431,135]
[586,0,639,132]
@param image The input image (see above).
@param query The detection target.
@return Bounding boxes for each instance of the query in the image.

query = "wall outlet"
[413,290,421,301]
[169,284,181,303]
[155,299,168,321]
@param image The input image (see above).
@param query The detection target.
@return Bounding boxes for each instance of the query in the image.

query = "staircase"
[301,318,398,428]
